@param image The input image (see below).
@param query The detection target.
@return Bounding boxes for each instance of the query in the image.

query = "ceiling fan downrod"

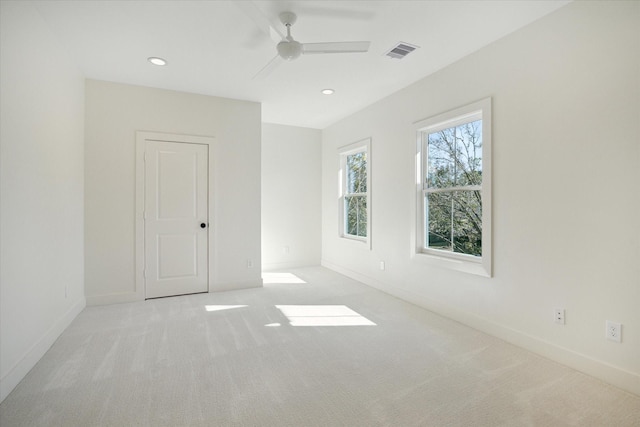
[277,12,302,60]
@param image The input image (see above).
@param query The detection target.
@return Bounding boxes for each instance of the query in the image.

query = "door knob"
[200,223,207,228]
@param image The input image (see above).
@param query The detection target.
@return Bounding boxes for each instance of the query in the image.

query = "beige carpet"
[1,267,638,426]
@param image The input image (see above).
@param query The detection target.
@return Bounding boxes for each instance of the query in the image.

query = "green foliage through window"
[344,151,367,238]
[346,195,367,237]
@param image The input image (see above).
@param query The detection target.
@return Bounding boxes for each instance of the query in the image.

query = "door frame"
[135,131,215,300]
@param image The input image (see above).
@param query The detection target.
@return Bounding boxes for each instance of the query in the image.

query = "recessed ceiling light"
[148,57,167,66]
[321,88,335,95]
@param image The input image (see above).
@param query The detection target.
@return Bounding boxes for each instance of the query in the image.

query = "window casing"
[339,139,371,246]
[416,99,491,276]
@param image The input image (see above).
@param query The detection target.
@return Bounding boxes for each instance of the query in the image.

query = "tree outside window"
[425,120,482,256]
[345,151,367,237]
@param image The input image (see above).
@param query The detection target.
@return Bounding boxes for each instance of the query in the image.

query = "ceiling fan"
[237,4,371,78]
[274,11,370,61]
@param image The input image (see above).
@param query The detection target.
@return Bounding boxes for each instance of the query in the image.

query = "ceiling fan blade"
[302,41,371,55]
[235,1,284,43]
[294,6,376,22]
[252,54,284,80]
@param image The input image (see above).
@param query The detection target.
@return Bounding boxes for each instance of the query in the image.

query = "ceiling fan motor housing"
[277,40,302,60]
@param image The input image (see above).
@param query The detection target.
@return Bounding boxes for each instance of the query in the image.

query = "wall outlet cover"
[606,320,622,343]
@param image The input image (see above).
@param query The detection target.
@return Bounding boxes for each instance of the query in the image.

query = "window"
[339,139,371,245]
[416,98,491,276]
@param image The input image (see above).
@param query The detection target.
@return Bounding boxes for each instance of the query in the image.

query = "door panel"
[157,149,198,219]
[157,234,197,279]
[145,140,208,298]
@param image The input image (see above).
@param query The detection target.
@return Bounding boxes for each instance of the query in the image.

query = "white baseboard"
[262,261,319,271]
[86,292,140,306]
[321,259,640,397]
[87,279,265,305]
[211,279,263,292]
[0,297,86,403]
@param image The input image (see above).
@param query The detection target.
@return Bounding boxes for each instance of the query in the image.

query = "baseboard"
[0,297,86,403]
[211,279,263,292]
[86,292,140,306]
[321,259,640,396]
[262,261,320,271]
[87,279,265,304]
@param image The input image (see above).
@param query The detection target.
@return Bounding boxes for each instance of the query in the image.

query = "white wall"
[85,80,262,304]
[321,1,640,395]
[262,124,322,270]
[0,1,86,402]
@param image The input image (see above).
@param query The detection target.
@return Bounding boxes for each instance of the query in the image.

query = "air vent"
[385,42,419,59]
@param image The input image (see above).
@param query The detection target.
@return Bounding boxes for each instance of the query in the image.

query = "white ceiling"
[32,0,570,129]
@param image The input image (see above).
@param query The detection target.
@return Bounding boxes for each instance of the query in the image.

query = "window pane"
[426,192,452,250]
[427,129,455,188]
[455,120,482,186]
[427,120,482,188]
[345,195,367,237]
[427,190,482,256]
[452,190,482,256]
[346,152,367,194]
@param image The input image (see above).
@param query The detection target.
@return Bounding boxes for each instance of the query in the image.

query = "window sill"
[415,250,491,277]
[340,234,371,249]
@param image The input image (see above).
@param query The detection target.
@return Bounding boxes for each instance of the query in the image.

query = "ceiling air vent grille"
[385,42,419,59]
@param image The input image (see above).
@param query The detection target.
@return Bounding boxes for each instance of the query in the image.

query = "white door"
[144,140,208,298]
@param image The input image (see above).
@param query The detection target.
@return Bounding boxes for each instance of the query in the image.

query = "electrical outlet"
[379,261,385,271]
[247,258,253,268]
[554,308,565,325]
[606,320,622,343]
[283,246,290,254]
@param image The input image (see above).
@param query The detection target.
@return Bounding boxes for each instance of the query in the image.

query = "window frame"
[338,138,371,247]
[415,98,492,277]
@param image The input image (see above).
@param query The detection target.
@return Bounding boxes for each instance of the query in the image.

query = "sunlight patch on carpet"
[205,305,248,312]
[276,305,376,326]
